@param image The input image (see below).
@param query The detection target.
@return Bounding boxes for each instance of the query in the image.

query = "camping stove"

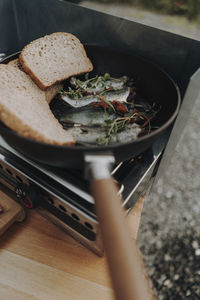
[0,133,162,255]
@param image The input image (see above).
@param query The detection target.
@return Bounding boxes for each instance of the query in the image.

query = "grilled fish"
[70,75,129,94]
[65,123,141,145]
[61,86,131,108]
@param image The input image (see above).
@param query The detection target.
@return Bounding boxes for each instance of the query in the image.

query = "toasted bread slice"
[0,64,75,145]
[19,32,93,90]
[8,58,62,104]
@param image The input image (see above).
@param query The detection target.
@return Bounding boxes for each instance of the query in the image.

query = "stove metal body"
[0,0,199,254]
[0,136,161,255]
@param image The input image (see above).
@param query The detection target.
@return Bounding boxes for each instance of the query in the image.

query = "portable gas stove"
[0,130,163,255]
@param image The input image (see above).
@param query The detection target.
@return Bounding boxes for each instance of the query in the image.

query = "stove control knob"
[15,183,39,209]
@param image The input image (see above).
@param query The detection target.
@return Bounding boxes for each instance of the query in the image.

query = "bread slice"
[8,58,62,104]
[0,64,75,145]
[19,32,93,90]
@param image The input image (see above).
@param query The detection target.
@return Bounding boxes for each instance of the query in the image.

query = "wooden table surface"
[0,190,144,300]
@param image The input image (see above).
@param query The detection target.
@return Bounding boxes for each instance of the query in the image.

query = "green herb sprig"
[96,104,160,145]
[59,73,125,100]
[96,113,137,145]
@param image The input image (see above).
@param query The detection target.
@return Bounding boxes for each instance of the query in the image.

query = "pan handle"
[85,154,157,300]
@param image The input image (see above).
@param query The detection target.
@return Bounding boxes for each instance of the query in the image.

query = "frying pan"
[0,45,180,300]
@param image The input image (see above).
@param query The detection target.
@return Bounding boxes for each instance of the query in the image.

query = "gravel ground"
[78,2,200,299]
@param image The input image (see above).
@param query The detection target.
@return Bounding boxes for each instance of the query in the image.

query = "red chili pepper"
[92,101,109,109]
[112,100,128,115]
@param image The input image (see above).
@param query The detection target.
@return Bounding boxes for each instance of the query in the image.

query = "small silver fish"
[61,87,131,108]
[65,123,141,145]
[60,106,116,126]
[70,75,129,94]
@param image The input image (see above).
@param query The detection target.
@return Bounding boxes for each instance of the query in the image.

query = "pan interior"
[49,45,180,148]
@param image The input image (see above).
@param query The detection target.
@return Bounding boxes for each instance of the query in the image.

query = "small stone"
[163,279,173,288]
[160,274,166,282]
[174,274,180,280]
[185,267,190,274]
[164,254,171,261]
[186,290,191,296]
[195,249,200,256]
[192,240,199,249]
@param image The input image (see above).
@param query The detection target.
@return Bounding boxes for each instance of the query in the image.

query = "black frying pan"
[0,45,180,168]
[0,45,180,300]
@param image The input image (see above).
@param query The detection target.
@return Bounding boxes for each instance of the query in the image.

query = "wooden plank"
[0,188,144,299]
[0,250,114,300]
[0,282,40,300]
[0,210,112,287]
[0,191,25,236]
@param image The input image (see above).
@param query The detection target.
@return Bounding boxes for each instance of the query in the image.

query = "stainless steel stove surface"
[0,135,162,254]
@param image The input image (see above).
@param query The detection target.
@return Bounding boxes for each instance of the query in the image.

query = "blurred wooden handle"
[91,178,157,300]
[0,191,26,236]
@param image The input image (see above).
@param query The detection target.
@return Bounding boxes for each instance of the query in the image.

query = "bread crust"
[19,54,48,90]
[0,103,76,145]
[8,58,22,69]
[19,32,93,90]
[0,64,76,146]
